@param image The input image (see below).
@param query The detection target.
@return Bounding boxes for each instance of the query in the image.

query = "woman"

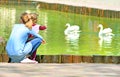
[6,12,45,63]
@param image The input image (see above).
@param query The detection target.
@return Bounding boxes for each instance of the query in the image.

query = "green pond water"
[0,3,120,56]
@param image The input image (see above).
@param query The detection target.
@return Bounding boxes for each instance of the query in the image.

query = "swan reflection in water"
[98,36,113,48]
[98,24,114,49]
[64,23,81,52]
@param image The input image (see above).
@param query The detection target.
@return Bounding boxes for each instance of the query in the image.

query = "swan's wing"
[71,25,80,31]
[64,28,75,35]
[64,25,80,35]
[66,26,79,32]
[102,28,112,33]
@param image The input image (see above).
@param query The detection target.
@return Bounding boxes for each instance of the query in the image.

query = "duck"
[64,23,81,35]
[98,24,114,39]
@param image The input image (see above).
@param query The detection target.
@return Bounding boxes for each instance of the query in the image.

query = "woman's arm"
[29,30,43,39]
[29,29,46,44]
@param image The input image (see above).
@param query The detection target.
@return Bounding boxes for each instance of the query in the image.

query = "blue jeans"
[10,37,42,63]
[29,37,42,55]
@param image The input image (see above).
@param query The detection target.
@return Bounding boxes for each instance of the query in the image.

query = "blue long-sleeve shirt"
[6,24,43,56]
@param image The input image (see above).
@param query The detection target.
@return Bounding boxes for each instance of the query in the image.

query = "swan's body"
[98,24,114,38]
[64,23,81,41]
[98,24,114,48]
[64,23,81,35]
[65,32,80,41]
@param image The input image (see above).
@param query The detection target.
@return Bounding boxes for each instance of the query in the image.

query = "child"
[28,13,47,60]
[6,12,46,63]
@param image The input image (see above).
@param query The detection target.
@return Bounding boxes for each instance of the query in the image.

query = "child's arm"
[39,25,47,30]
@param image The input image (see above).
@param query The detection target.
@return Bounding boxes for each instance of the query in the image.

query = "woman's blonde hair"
[20,12,31,24]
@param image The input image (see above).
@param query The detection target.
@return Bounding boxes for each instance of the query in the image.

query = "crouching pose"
[6,12,45,63]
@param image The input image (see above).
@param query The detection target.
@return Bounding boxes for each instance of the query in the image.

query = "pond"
[0,2,120,56]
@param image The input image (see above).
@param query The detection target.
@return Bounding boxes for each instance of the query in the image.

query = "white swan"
[98,24,114,48]
[64,23,81,41]
[64,23,81,35]
[98,24,114,38]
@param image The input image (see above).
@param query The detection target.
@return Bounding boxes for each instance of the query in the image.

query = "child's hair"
[30,13,38,23]
[20,12,31,24]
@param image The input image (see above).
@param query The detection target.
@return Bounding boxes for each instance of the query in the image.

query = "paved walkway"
[0,63,120,77]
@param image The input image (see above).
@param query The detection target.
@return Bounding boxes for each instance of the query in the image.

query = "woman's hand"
[42,39,46,44]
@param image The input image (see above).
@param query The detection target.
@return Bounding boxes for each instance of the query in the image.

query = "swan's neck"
[99,26,103,32]
[98,26,103,38]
